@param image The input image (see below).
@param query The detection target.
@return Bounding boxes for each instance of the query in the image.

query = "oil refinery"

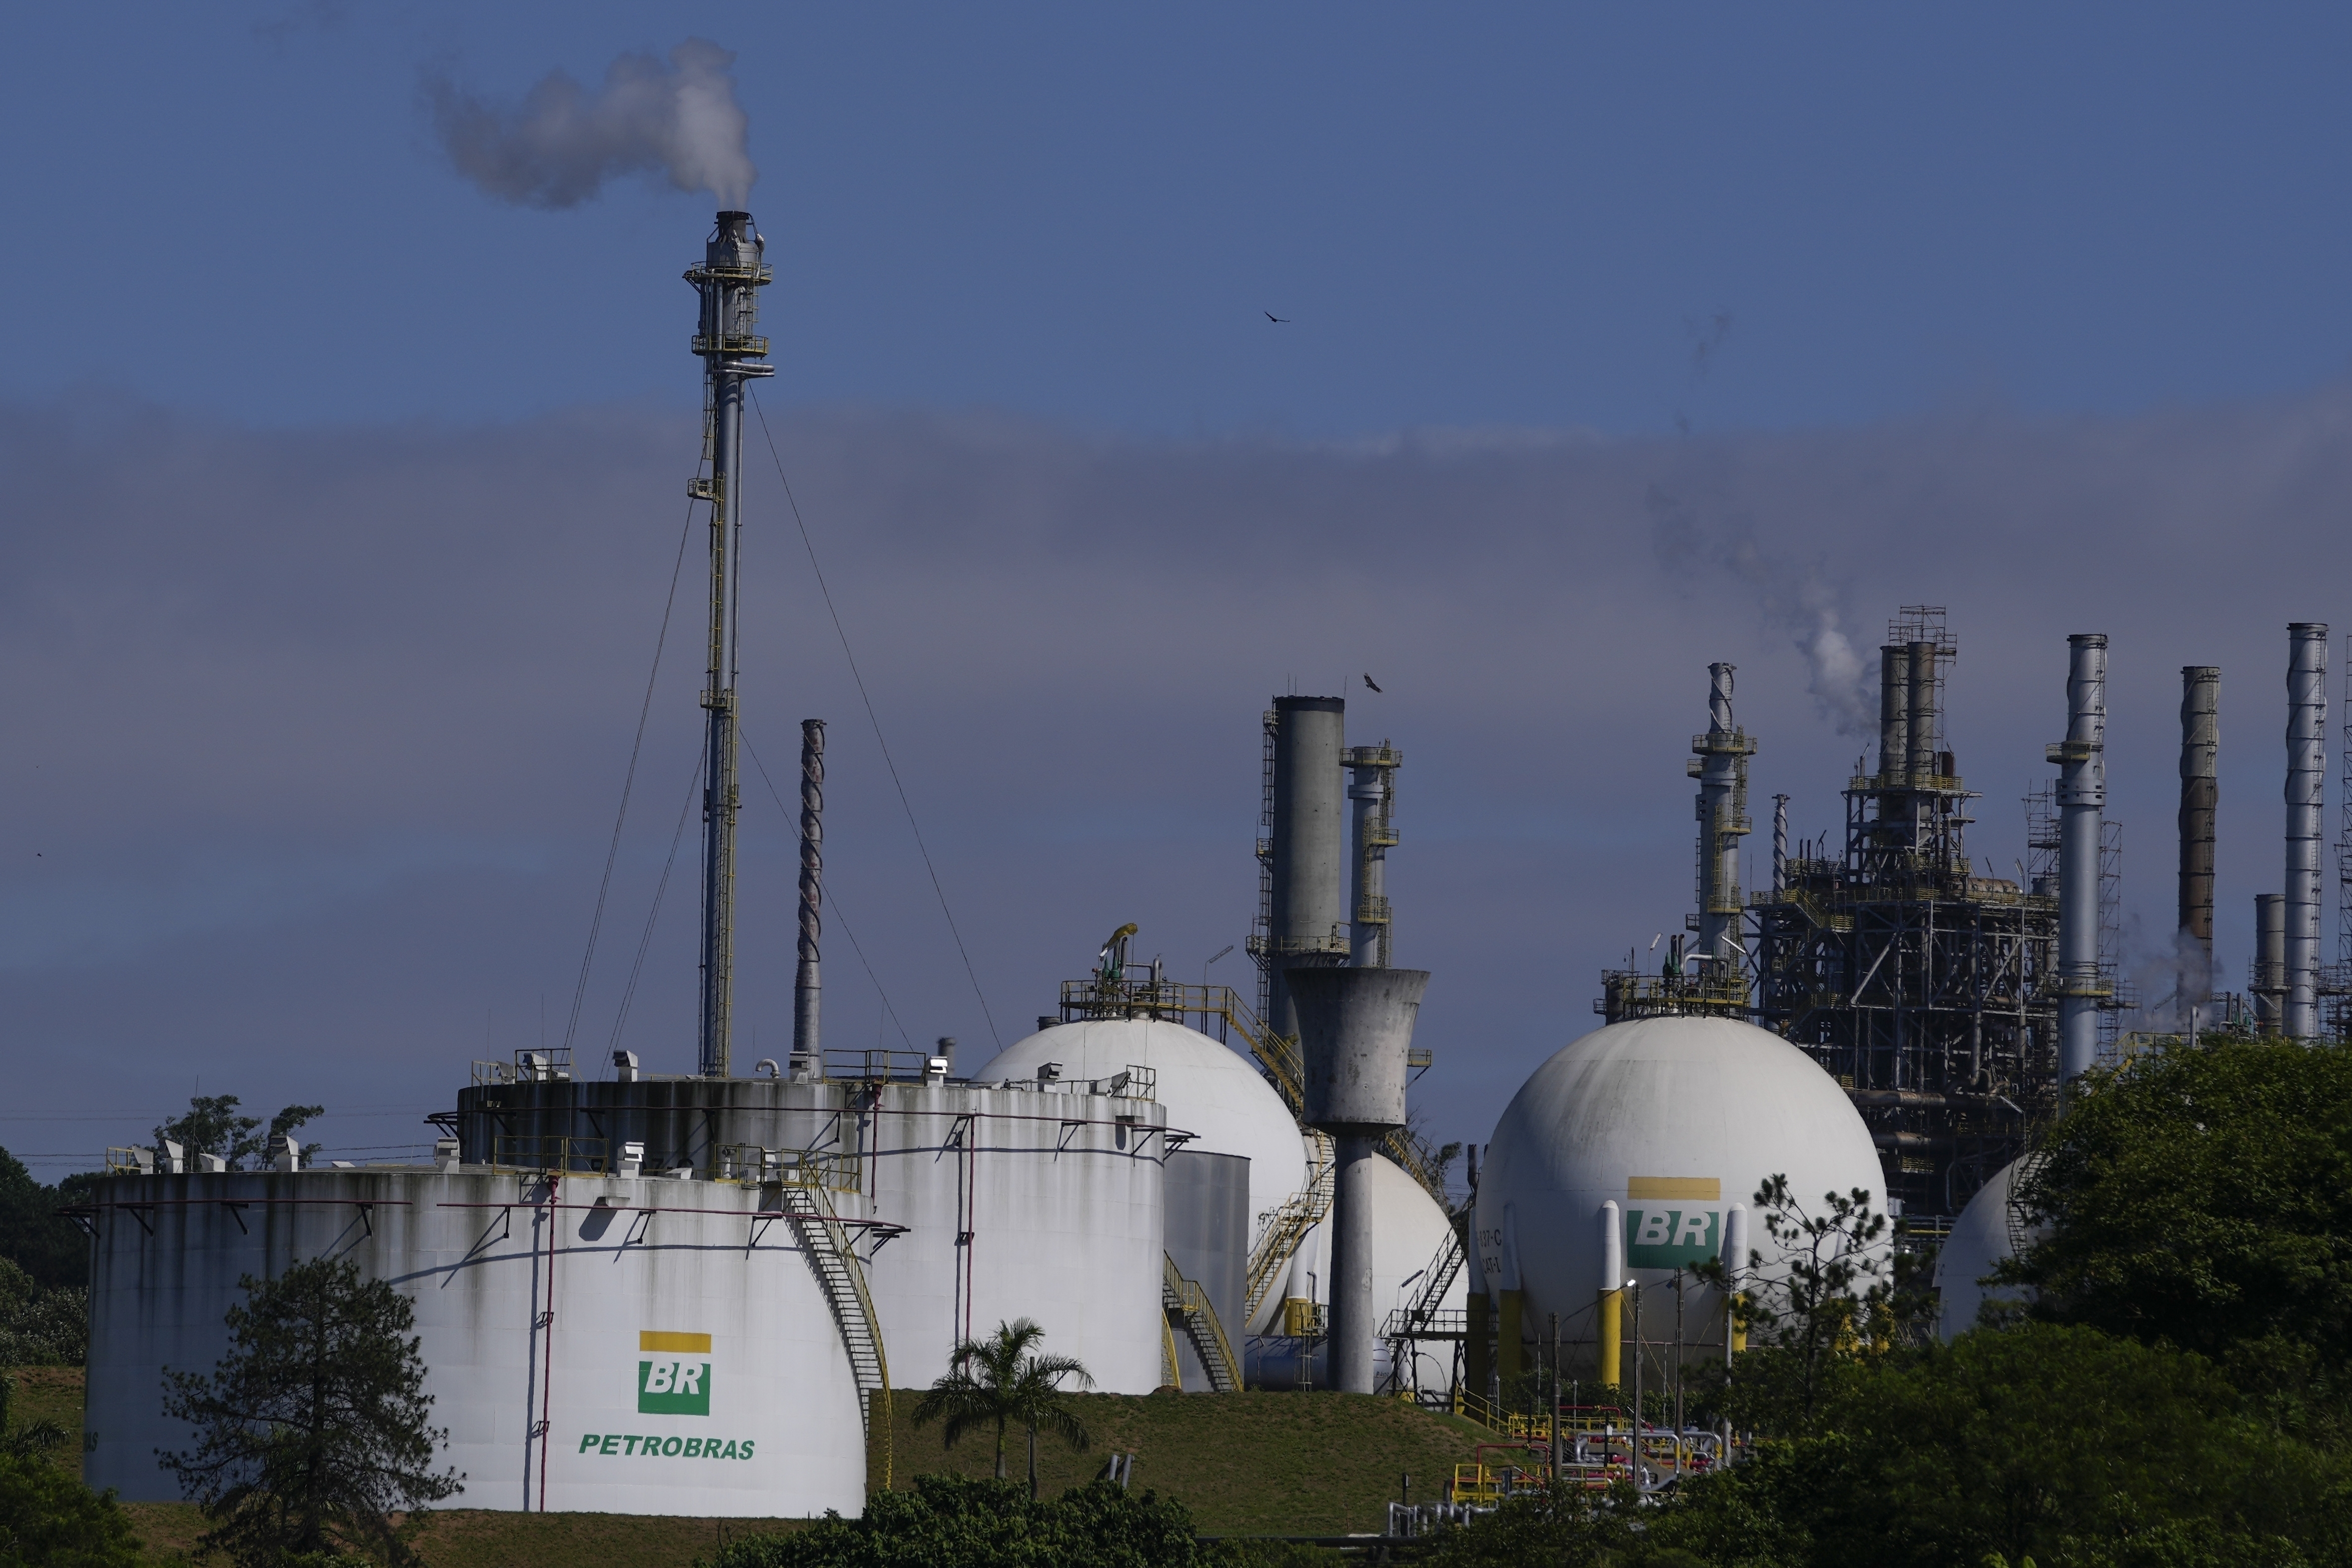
[68,206,2352,1519]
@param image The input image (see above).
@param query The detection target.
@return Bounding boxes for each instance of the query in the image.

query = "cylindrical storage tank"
[84,1167,864,1515]
[1932,1155,2043,1341]
[968,1018,1306,1237]
[1475,1016,1885,1376]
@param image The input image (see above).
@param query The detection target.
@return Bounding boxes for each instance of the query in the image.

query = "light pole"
[1627,1278,1643,1490]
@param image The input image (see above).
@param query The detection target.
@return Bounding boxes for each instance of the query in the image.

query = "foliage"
[155,1094,326,1170]
[0,1257,86,1367]
[2006,1035,2352,1435]
[161,1255,462,1566]
[0,1146,94,1294]
[0,1450,143,1568]
[702,1473,1232,1568]
[909,1317,1092,1495]
[0,1373,67,1459]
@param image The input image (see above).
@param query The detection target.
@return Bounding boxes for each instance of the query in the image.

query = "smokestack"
[1345,744,1400,968]
[1878,645,1911,783]
[1288,966,1429,1395]
[1267,697,1348,1038]
[1772,794,1790,894]
[792,718,825,1075]
[1692,663,1755,963]
[2177,668,2218,1016]
[2287,625,2329,1038]
[2050,634,2107,1086]
[1906,641,1940,782]
[692,209,775,1078]
[2255,893,2287,1034]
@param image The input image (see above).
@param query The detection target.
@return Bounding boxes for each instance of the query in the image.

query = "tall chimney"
[1879,645,1911,783]
[1288,966,1428,1395]
[792,718,825,1074]
[2254,894,2286,1034]
[1906,640,1941,782]
[1772,794,1790,894]
[2286,624,2329,1038]
[2177,668,2218,1018]
[1345,743,1401,968]
[2050,634,2107,1086]
[690,210,775,1078]
[1267,697,1348,1038]
[1692,664,1754,963]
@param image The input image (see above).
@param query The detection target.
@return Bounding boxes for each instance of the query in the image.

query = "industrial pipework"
[792,718,825,1077]
[1288,965,1429,1395]
[1345,743,1402,968]
[2050,634,2107,1086]
[689,211,775,1078]
[2286,624,2329,1038]
[2177,668,2218,1019]
[1690,663,1755,964]
[2255,893,2287,1033]
[1258,697,1350,1040]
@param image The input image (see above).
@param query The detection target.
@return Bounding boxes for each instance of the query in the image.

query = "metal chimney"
[1266,697,1349,1038]
[1287,965,1429,1395]
[1879,645,1911,783]
[2177,668,2218,1018]
[1691,663,1755,963]
[1345,743,1402,968]
[2049,634,2107,1085]
[1771,793,1790,894]
[2255,893,2287,1034]
[2287,624,2329,1038]
[689,210,775,1077]
[791,718,825,1076]
[1906,641,1941,783]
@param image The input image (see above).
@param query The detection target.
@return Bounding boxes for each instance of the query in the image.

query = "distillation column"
[2287,624,2329,1039]
[2177,668,2219,1020]
[1265,697,1349,1039]
[792,718,825,1075]
[1345,744,1401,968]
[2255,894,2286,1034]
[689,210,774,1078]
[1692,663,1755,964]
[2051,634,2107,1086]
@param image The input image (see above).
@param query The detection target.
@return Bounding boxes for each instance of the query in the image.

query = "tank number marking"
[578,1434,756,1459]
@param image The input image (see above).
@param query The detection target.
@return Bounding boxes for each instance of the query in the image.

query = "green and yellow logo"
[638,1331,712,1416]
[1624,1177,1722,1269]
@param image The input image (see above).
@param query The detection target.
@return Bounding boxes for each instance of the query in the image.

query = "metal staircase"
[1381,1224,1466,1391]
[1162,1254,1242,1393]
[1243,1131,1335,1327]
[775,1177,891,1475]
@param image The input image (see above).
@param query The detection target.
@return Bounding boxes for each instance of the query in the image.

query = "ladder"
[1162,1254,1242,1393]
[1243,1131,1334,1326]
[776,1180,892,1477]
[1382,1225,1466,1391]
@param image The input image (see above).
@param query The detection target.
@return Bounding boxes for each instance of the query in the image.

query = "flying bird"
[1265,311,1291,323]
[1363,673,1382,693]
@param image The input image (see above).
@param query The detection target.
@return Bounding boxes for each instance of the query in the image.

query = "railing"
[1244,1132,1334,1323]
[104,1147,151,1175]
[473,1047,575,1087]
[773,1179,890,1481]
[1281,1297,1328,1337]
[1161,1254,1242,1393]
[1380,1307,1468,1338]
[490,1135,607,1173]
[715,1146,861,1191]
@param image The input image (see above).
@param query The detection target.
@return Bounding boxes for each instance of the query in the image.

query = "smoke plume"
[426,40,756,211]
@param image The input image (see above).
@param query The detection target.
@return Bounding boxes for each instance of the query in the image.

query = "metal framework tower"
[1750,609,2060,1217]
[688,211,774,1078]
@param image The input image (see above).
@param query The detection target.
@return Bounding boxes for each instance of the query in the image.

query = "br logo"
[639,1331,712,1416]
[1623,1177,1723,1269]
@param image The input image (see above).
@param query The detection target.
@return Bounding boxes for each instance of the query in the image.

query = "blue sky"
[5,4,2352,1181]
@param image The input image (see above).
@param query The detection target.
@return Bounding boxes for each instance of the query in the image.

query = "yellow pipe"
[1730,1290,1746,1356]
[1598,1287,1623,1391]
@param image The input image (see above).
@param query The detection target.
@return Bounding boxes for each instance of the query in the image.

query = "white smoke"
[1646,483,1879,737]
[426,40,756,211]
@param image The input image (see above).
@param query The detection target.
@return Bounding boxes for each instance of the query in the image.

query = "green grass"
[14,1369,1493,1560]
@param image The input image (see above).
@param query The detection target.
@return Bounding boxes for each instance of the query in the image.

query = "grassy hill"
[15,1369,1491,1564]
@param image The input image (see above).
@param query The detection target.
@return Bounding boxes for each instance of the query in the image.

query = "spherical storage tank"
[972,1018,1308,1231]
[1475,1015,1885,1363]
[1932,1154,2041,1341]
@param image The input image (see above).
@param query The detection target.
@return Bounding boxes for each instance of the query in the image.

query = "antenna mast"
[688,211,774,1078]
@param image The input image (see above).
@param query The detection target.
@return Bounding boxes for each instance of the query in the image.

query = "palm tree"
[909,1317,1093,1497]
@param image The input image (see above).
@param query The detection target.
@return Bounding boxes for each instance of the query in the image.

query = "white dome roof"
[1474,1015,1886,1333]
[970,1018,1308,1229]
[1933,1155,2040,1341]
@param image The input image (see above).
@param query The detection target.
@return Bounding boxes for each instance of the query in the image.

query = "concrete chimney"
[1268,697,1349,1038]
[2050,634,2107,1085]
[1287,965,1429,1395]
[2177,668,2218,1018]
[2286,625,2328,1038]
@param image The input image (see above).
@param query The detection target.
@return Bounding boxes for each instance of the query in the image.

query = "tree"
[0,1258,86,1368]
[909,1318,1092,1498]
[2006,1035,2352,1435]
[155,1096,326,1171]
[703,1473,1238,1568]
[0,1147,91,1294]
[0,1451,143,1568]
[1697,1175,1894,1432]
[0,1373,66,1459]
[160,1256,462,1566]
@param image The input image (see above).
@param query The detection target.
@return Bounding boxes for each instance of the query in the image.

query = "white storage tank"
[1933,1154,2040,1340]
[1474,1015,1886,1364]
[83,1166,865,1516]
